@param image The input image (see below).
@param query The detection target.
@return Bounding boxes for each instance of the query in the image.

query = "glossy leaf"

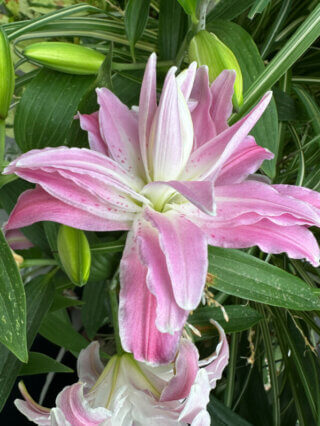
[50,293,83,312]
[20,352,73,375]
[207,0,255,21]
[0,230,27,362]
[207,20,278,178]
[208,247,320,311]
[177,0,197,20]
[125,0,150,58]
[248,0,271,19]
[82,280,109,339]
[208,395,253,425]
[0,274,54,411]
[14,69,95,151]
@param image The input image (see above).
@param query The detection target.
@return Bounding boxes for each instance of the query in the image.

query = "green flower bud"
[23,42,105,75]
[57,225,91,286]
[189,30,243,109]
[0,29,14,120]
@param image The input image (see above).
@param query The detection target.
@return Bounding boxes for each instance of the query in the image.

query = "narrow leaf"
[125,0,150,58]
[20,352,73,376]
[82,280,108,339]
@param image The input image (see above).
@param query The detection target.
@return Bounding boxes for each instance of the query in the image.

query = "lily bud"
[57,225,91,286]
[0,29,14,119]
[189,30,243,109]
[23,42,105,75]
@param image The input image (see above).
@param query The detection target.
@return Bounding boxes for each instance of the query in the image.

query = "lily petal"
[5,229,33,250]
[78,112,108,155]
[14,382,50,426]
[144,208,208,310]
[119,228,181,364]
[160,339,199,402]
[77,342,105,392]
[272,184,320,211]
[210,70,236,134]
[176,62,197,101]
[97,88,143,177]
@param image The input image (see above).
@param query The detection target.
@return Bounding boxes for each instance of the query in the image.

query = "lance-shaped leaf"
[0,230,27,362]
[125,0,150,59]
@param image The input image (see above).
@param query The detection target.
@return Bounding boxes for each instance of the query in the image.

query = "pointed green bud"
[0,29,14,120]
[23,42,105,75]
[189,30,243,109]
[57,225,91,286]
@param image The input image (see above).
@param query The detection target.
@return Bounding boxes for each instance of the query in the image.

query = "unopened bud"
[23,42,105,75]
[57,225,91,286]
[189,30,243,109]
[0,29,14,119]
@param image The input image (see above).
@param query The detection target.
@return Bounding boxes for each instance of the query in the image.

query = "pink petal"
[190,66,216,150]
[77,342,104,393]
[149,67,193,181]
[215,181,320,227]
[273,184,320,211]
[119,229,181,364]
[144,208,208,310]
[198,321,229,389]
[14,382,51,426]
[5,229,33,250]
[176,62,197,101]
[215,136,274,185]
[210,70,236,135]
[160,339,199,402]
[185,92,273,181]
[78,112,108,155]
[137,217,189,334]
[97,88,143,177]
[5,187,131,232]
[139,53,157,181]
[56,383,110,425]
[208,218,320,266]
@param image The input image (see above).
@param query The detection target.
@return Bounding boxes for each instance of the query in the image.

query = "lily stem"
[0,119,5,171]
[109,269,123,355]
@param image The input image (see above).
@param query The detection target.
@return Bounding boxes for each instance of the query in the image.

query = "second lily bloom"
[5,53,320,364]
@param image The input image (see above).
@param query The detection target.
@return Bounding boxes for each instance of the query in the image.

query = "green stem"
[112,60,173,71]
[20,258,58,268]
[108,269,123,355]
[224,332,238,407]
[0,119,5,170]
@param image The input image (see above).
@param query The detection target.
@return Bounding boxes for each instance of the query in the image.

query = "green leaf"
[39,310,88,354]
[14,69,95,152]
[248,0,271,20]
[0,230,27,362]
[189,305,262,338]
[229,4,320,131]
[0,274,54,412]
[20,352,73,375]
[207,20,278,178]
[294,86,320,136]
[177,0,197,20]
[125,0,150,59]
[158,0,188,60]
[207,0,256,21]
[50,293,83,312]
[82,280,108,339]
[208,247,320,311]
[208,395,253,425]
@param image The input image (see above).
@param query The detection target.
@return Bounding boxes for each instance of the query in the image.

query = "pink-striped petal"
[210,70,236,134]
[119,229,181,364]
[139,53,157,181]
[208,218,320,266]
[185,92,273,181]
[5,187,131,232]
[97,88,143,177]
[149,67,193,181]
[78,112,108,155]
[176,62,197,101]
[77,342,104,392]
[144,208,208,310]
[5,229,33,250]
[190,66,216,150]
[56,383,110,425]
[137,216,189,334]
[272,184,320,211]
[14,382,51,426]
[215,136,274,185]
[160,339,199,402]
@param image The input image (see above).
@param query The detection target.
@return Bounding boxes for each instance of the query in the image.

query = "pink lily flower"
[15,322,229,426]
[4,54,320,364]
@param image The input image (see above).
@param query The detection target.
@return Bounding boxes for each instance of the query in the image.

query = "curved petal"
[190,66,216,150]
[5,187,131,232]
[137,216,189,334]
[139,53,157,181]
[144,208,208,310]
[51,408,71,426]
[272,184,320,211]
[56,383,110,426]
[5,229,33,250]
[78,112,108,155]
[149,67,193,181]
[176,61,197,101]
[77,342,105,392]
[208,218,320,266]
[97,88,143,177]
[215,181,320,226]
[14,382,51,426]
[119,228,181,365]
[215,136,274,186]
[210,70,236,135]
[185,92,272,181]
[160,339,199,402]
